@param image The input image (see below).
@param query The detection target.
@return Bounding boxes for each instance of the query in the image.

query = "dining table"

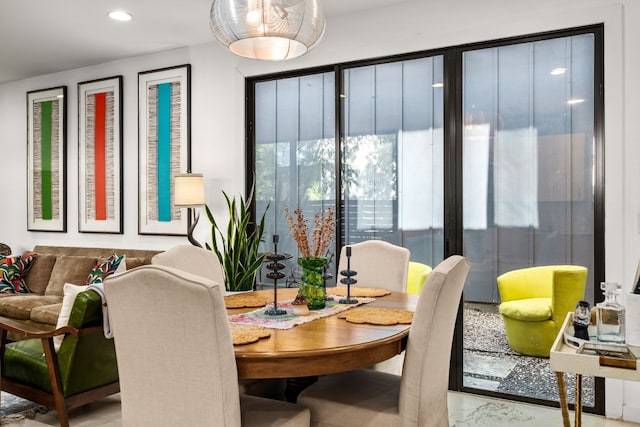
[227,287,418,400]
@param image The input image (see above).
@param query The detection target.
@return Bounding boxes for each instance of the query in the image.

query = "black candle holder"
[339,246,358,304]
[264,235,288,316]
[323,270,334,301]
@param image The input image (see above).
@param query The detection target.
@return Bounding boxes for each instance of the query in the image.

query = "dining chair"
[337,240,410,293]
[152,245,286,399]
[104,265,309,426]
[297,255,469,427]
[151,244,225,290]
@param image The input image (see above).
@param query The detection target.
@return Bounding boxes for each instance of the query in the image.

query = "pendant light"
[209,0,325,61]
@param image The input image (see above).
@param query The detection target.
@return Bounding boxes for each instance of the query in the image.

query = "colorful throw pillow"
[84,253,124,285]
[0,252,38,294]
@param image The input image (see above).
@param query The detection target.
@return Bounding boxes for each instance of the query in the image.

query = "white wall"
[1,0,639,420]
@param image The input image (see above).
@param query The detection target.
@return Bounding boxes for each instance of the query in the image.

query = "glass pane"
[341,57,444,267]
[255,73,336,284]
[462,34,595,405]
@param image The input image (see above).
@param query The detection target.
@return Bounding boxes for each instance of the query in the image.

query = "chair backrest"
[496,265,587,315]
[104,265,241,426]
[337,240,410,292]
[407,262,432,295]
[58,290,119,395]
[152,245,225,291]
[399,255,469,426]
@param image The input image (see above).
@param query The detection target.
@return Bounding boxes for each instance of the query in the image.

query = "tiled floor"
[10,391,640,426]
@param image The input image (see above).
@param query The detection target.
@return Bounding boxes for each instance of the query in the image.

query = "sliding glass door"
[461,32,599,408]
[340,57,444,267]
[249,25,603,412]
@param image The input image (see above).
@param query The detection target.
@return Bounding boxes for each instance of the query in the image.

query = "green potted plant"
[205,183,268,292]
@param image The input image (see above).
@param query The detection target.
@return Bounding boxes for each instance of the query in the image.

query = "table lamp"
[174,173,205,247]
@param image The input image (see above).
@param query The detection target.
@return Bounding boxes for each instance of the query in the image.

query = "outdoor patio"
[463,302,594,406]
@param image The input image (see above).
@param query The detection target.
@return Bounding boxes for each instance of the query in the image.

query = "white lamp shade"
[174,174,205,207]
[209,0,325,60]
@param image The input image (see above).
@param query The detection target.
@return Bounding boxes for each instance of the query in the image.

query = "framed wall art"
[27,86,67,232]
[138,64,191,235]
[78,76,123,233]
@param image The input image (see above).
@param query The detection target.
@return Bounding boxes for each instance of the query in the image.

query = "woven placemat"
[337,307,413,325]
[225,293,270,309]
[329,286,391,297]
[230,323,271,345]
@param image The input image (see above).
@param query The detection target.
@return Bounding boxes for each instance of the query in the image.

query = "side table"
[550,312,640,427]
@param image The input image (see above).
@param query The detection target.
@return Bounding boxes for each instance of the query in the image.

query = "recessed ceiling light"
[108,10,133,22]
[567,98,585,105]
[432,82,444,88]
[550,67,567,75]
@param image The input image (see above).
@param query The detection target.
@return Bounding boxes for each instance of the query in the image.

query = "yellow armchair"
[497,265,588,357]
[407,262,432,295]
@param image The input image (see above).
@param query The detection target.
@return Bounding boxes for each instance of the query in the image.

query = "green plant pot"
[298,257,328,310]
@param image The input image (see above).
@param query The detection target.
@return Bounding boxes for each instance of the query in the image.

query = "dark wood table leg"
[575,373,582,427]
[285,376,317,402]
[555,371,571,427]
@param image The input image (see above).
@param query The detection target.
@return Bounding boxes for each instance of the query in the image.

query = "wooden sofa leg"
[42,338,69,427]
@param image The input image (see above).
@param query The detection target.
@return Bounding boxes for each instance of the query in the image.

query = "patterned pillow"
[0,252,38,293]
[84,253,124,285]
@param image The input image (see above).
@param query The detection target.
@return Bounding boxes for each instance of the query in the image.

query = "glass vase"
[298,257,328,310]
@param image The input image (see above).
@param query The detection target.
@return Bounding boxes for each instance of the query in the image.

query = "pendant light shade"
[209,0,325,61]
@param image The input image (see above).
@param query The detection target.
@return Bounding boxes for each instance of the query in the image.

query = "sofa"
[0,245,160,332]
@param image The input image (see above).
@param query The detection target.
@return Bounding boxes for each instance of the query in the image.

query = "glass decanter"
[596,282,625,344]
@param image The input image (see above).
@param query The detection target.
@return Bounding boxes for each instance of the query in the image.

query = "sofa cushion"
[0,253,39,294]
[30,303,62,325]
[84,253,124,285]
[0,295,62,320]
[24,253,57,294]
[45,256,98,296]
[121,257,148,270]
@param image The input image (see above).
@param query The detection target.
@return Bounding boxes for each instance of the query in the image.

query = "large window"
[248,25,603,411]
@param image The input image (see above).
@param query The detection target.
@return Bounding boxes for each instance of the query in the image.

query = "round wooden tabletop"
[229,287,418,379]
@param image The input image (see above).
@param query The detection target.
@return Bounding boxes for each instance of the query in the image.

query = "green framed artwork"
[78,76,123,234]
[138,64,191,236]
[27,86,67,232]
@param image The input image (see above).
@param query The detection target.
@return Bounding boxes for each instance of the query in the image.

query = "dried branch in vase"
[285,207,335,258]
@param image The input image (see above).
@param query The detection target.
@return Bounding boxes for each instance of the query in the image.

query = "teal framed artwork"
[138,64,191,236]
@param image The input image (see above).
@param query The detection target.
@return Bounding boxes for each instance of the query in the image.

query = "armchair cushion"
[499,297,552,321]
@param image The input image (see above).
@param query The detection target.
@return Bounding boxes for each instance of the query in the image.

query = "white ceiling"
[0,0,407,84]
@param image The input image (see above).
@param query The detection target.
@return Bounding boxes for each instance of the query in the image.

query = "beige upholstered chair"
[151,244,224,287]
[337,240,410,292]
[104,265,309,427]
[151,244,285,399]
[297,255,469,427]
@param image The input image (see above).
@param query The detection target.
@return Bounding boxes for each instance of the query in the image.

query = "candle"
[346,246,351,257]
[273,234,279,244]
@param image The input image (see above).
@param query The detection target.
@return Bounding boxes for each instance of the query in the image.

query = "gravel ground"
[463,303,595,406]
